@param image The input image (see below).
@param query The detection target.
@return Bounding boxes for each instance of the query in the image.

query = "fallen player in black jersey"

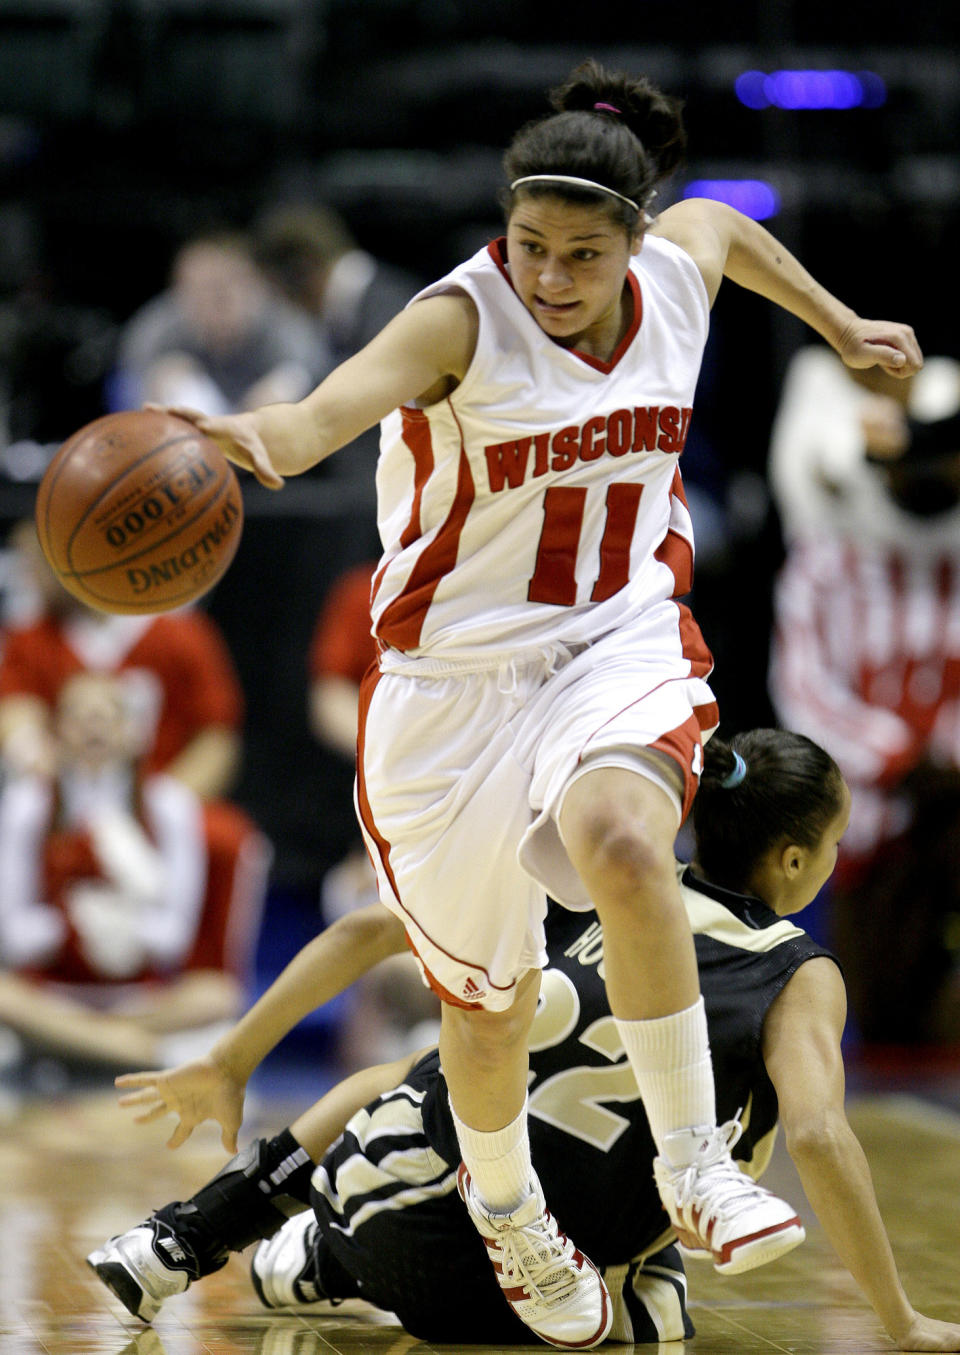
[88,729,960,1350]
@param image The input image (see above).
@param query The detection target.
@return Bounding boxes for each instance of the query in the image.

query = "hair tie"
[721,751,747,789]
[593,102,621,115]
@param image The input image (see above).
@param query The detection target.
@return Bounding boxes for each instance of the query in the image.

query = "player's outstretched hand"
[834,320,923,379]
[890,1311,960,1351]
[145,402,285,490]
[115,1054,245,1153]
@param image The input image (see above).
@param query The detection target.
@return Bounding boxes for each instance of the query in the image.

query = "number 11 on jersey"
[528,483,645,607]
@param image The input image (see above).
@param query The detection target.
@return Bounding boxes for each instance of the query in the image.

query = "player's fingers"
[232,434,285,490]
[251,459,285,491]
[145,402,208,425]
[221,1127,239,1154]
[192,420,284,489]
[166,1122,193,1150]
[896,324,923,368]
[115,1071,165,1088]
[862,338,905,360]
[864,326,923,376]
[132,1104,173,1125]
[880,351,921,379]
[862,341,919,378]
[116,1087,167,1108]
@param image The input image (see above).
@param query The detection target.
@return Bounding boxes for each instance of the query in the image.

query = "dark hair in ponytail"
[692,729,846,894]
[502,58,686,230]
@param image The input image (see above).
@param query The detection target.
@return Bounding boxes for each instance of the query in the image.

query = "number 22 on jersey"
[528,966,640,1151]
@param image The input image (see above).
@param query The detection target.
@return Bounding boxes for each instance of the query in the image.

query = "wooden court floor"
[2,1079,960,1355]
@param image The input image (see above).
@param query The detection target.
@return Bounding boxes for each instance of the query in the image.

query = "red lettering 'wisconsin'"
[483,405,693,492]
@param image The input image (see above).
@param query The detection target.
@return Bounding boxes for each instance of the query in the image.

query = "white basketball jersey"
[371,234,710,660]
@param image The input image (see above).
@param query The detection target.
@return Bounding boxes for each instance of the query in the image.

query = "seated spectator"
[252,204,420,364]
[0,520,243,802]
[0,672,271,1082]
[252,204,421,499]
[0,520,269,1076]
[768,346,960,1043]
[108,230,328,417]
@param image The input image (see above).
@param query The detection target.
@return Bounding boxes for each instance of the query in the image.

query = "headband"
[509,174,640,214]
[720,751,748,789]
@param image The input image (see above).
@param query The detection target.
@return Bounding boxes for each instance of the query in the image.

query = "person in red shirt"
[307,560,378,761]
[769,350,960,1043]
[0,672,271,1077]
[0,519,243,800]
[0,522,271,1079]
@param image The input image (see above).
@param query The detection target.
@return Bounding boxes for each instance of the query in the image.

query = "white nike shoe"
[87,1220,196,1322]
[251,1210,324,1308]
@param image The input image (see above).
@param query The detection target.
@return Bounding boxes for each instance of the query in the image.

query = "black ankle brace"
[164,1130,316,1265]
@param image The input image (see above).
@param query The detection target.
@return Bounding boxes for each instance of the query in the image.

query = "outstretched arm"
[161,291,478,488]
[763,957,960,1351]
[650,199,923,378]
[116,902,409,1150]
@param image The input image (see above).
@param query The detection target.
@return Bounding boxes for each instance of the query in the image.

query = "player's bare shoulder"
[762,953,846,1069]
[410,291,479,363]
[349,288,479,409]
[403,290,480,403]
[647,199,729,306]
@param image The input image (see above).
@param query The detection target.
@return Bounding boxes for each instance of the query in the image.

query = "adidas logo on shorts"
[462,976,486,1001]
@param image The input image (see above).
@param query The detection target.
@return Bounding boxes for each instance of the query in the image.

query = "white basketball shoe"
[457,1164,612,1349]
[251,1209,324,1308]
[87,1219,199,1321]
[653,1118,805,1274]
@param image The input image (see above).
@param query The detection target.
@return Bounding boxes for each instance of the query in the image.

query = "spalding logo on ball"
[35,410,244,615]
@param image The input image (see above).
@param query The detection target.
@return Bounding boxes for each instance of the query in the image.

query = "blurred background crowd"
[0,0,958,1098]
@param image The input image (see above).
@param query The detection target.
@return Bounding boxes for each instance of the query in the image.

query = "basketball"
[34,410,244,615]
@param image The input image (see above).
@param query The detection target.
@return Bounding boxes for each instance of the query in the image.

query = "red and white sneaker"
[653,1119,805,1275]
[457,1164,611,1349]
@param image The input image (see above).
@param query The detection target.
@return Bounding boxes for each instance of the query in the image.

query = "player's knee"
[567,803,669,898]
[443,994,532,1065]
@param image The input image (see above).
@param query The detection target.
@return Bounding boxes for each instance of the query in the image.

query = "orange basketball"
[35,410,244,615]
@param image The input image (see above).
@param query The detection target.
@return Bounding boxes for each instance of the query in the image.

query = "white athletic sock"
[449,1094,533,1213]
[616,998,717,1155]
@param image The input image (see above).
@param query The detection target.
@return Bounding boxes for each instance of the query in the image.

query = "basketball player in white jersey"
[167,59,923,1349]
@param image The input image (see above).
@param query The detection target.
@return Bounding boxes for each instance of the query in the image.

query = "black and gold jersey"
[308,868,837,1341]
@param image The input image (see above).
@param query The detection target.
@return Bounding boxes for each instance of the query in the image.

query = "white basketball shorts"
[356,600,717,1011]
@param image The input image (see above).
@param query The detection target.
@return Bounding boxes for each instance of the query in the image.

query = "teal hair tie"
[721,751,747,789]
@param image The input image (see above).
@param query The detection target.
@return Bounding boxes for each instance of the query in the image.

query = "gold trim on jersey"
[731,1094,779,1181]
[678,866,806,954]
